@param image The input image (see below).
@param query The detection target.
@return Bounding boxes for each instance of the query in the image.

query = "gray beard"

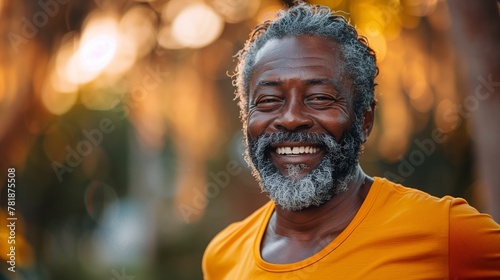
[246,126,362,211]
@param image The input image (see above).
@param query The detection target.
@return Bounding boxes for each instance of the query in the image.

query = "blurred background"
[0,0,498,279]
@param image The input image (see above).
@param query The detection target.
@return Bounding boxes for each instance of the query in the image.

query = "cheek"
[247,112,272,140]
[246,117,261,140]
[318,113,353,138]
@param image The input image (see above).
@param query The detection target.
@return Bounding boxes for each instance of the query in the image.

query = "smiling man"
[202,2,500,279]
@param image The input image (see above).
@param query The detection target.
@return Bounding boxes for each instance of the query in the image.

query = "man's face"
[245,35,363,211]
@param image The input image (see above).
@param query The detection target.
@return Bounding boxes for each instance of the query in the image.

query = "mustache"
[250,131,340,155]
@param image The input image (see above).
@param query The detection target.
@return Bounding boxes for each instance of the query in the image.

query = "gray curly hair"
[233,1,378,128]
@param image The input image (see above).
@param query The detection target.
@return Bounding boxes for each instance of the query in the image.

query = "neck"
[270,166,373,240]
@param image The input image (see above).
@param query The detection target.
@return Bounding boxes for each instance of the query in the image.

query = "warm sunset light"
[66,16,120,85]
[213,0,260,23]
[171,3,224,48]
[41,73,78,115]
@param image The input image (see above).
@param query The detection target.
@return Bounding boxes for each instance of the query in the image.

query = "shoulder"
[448,198,500,277]
[363,178,456,236]
[375,177,500,277]
[205,200,273,250]
[375,177,497,223]
[374,177,455,210]
[202,201,273,275]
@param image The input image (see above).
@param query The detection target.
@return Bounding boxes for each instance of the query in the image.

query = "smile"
[276,146,320,155]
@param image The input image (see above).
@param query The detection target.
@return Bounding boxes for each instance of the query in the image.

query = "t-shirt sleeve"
[449,197,500,278]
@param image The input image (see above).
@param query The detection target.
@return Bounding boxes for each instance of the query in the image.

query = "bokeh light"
[41,77,79,115]
[119,6,157,58]
[171,3,224,48]
[211,0,260,23]
[66,15,120,85]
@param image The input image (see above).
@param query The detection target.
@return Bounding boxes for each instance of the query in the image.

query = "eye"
[306,94,336,106]
[255,96,282,109]
[311,96,332,101]
[260,98,279,103]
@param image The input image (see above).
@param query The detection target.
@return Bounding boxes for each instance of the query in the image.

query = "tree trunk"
[447,0,500,222]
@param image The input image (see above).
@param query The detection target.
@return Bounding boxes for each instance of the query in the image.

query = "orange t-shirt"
[202,177,500,279]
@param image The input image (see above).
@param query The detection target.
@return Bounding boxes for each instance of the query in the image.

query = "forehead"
[250,35,347,89]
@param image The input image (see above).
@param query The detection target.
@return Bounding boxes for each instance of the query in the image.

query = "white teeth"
[276,146,319,155]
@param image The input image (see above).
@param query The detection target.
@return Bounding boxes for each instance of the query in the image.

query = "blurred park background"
[0,0,498,279]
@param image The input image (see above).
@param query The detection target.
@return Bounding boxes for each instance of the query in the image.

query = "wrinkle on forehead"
[250,35,353,94]
[254,35,345,63]
[253,35,349,80]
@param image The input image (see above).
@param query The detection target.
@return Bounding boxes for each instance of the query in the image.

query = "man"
[203,2,500,279]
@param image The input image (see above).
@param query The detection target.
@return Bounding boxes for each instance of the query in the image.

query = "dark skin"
[247,35,375,264]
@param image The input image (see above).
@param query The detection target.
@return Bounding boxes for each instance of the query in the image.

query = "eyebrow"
[306,79,344,95]
[255,80,282,87]
[255,78,333,88]
[304,78,332,85]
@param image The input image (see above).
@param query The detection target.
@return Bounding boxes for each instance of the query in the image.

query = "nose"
[273,98,313,132]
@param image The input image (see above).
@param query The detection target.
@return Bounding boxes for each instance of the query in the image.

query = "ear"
[361,102,375,143]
